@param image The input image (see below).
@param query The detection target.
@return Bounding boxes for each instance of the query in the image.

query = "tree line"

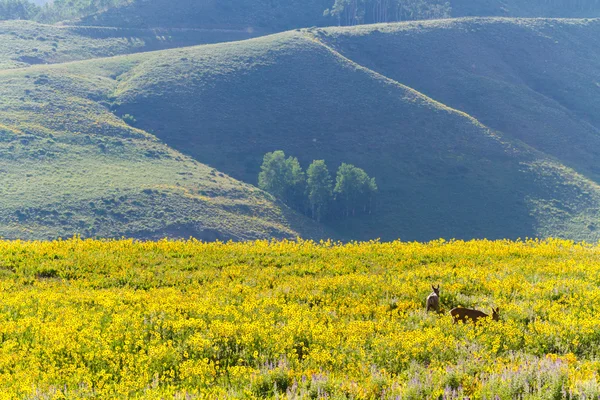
[258,150,377,222]
[323,0,452,25]
[4,0,600,24]
[0,0,130,22]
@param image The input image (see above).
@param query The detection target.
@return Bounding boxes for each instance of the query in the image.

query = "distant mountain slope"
[452,0,600,18]
[0,20,259,70]
[78,0,600,32]
[98,24,600,241]
[79,0,331,30]
[317,18,600,178]
[0,61,328,240]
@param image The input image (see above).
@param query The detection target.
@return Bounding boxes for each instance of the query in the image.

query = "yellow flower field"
[0,238,600,399]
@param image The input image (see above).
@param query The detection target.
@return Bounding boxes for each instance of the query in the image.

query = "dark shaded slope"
[452,0,600,18]
[80,0,331,31]
[318,18,600,177]
[108,31,600,241]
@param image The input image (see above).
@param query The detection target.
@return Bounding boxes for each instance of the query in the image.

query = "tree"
[306,160,333,222]
[324,0,451,25]
[258,150,306,211]
[0,0,39,20]
[334,163,377,217]
[284,155,307,212]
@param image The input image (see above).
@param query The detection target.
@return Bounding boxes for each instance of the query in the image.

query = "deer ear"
[432,285,435,291]
[436,285,440,290]
[495,307,500,313]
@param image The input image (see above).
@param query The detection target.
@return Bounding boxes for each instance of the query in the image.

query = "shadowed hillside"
[452,0,600,18]
[100,24,600,241]
[317,18,600,178]
[79,0,332,30]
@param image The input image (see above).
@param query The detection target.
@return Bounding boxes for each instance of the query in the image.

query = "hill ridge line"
[303,31,494,134]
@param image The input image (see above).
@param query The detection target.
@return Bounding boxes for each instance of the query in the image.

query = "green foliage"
[260,153,377,222]
[325,0,451,26]
[35,0,131,23]
[306,160,333,222]
[0,0,38,20]
[334,163,377,217]
[78,0,332,30]
[258,150,307,211]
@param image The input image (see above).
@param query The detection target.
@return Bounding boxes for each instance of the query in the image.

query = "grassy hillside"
[0,20,260,70]
[452,0,600,18]
[94,24,600,241]
[318,18,600,179]
[1,238,600,397]
[79,0,332,30]
[0,59,328,240]
[3,17,600,241]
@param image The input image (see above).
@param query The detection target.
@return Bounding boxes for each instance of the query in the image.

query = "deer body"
[450,307,499,324]
[426,285,440,312]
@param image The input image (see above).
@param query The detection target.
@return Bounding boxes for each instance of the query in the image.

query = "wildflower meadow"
[0,238,599,398]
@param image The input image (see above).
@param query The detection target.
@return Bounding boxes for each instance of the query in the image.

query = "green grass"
[0,60,329,240]
[318,18,600,179]
[0,20,260,70]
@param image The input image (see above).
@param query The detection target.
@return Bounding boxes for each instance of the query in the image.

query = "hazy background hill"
[5,0,600,31]
[78,0,600,31]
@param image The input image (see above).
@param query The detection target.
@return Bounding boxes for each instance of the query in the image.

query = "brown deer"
[426,285,440,312]
[450,307,499,324]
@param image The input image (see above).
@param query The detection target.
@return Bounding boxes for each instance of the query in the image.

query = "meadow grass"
[0,238,599,398]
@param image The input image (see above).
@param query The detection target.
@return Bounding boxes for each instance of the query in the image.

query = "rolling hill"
[0,20,260,70]
[2,17,600,241]
[0,36,329,240]
[99,18,600,241]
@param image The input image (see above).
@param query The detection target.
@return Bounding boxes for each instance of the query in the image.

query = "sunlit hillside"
[0,20,258,70]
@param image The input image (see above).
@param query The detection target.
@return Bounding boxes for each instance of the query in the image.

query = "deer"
[450,307,499,324]
[426,285,440,312]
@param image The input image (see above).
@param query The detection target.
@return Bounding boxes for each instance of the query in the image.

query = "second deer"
[450,307,499,324]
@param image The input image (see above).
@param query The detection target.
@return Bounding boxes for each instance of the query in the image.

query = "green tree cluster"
[258,151,377,222]
[0,0,39,20]
[324,0,452,26]
[0,0,130,22]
